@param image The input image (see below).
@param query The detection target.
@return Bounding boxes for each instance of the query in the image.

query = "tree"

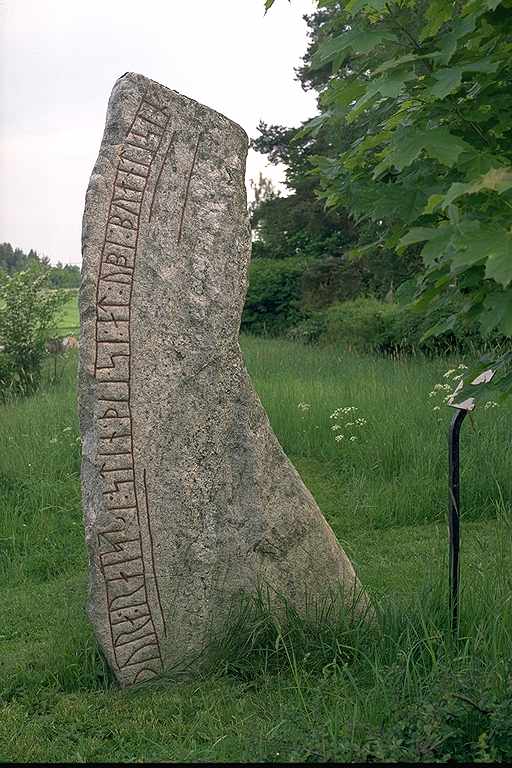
[266,0,512,396]
[0,267,67,395]
[0,243,81,288]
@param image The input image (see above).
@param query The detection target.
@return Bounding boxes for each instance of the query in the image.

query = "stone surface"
[79,72,368,687]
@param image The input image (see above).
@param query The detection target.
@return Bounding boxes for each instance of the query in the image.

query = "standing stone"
[79,72,369,687]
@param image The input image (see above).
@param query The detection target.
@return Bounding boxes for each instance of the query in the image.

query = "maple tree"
[266,0,512,396]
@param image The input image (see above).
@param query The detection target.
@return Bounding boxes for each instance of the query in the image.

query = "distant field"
[52,289,79,336]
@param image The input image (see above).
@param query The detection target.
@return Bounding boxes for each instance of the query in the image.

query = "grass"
[1,338,512,762]
[50,289,79,337]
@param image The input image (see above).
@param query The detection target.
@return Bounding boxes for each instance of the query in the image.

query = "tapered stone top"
[79,73,368,687]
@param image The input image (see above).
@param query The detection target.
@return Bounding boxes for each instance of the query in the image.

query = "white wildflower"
[349,435,357,442]
[331,424,342,431]
[335,434,344,442]
[433,406,441,412]
[484,401,498,409]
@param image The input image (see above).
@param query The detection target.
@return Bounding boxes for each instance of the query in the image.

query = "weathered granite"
[79,72,369,687]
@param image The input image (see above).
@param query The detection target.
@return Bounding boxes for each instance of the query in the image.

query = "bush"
[320,298,399,352]
[241,256,314,335]
[0,267,67,395]
[283,297,507,356]
[301,256,366,309]
[286,314,328,345]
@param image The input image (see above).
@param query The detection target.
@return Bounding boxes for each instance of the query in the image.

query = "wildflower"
[349,435,357,441]
[458,363,468,370]
[484,401,498,409]
[335,434,344,441]
[331,424,342,431]
[433,406,440,412]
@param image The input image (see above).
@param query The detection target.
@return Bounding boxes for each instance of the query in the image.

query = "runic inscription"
[81,73,369,689]
[92,92,171,685]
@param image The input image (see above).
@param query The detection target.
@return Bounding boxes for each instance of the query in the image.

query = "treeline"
[0,243,80,289]
[245,0,511,366]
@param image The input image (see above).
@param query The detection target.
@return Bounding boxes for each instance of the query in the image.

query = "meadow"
[1,336,512,762]
[52,289,79,337]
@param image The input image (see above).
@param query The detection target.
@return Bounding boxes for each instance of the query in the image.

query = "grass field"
[52,289,79,337]
[1,338,512,762]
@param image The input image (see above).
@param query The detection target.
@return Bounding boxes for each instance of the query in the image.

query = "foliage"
[241,256,314,334]
[286,296,505,354]
[321,296,399,351]
[251,123,358,265]
[0,242,80,288]
[267,0,512,394]
[0,267,67,395]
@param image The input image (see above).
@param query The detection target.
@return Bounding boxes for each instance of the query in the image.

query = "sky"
[0,0,318,265]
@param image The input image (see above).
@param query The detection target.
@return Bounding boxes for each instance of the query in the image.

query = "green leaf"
[264,0,276,10]
[345,0,387,14]
[374,52,441,75]
[428,60,499,99]
[485,231,512,287]
[421,313,458,341]
[377,127,471,175]
[424,194,445,214]
[426,128,472,166]
[429,68,463,98]
[441,182,474,208]
[375,68,416,98]
[480,290,512,336]
[399,227,438,247]
[311,29,397,70]
[440,167,512,208]
[420,0,454,40]
[448,222,512,282]
[322,79,366,108]
[436,15,478,65]
[420,225,454,266]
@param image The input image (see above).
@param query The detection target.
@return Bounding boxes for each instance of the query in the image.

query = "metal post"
[448,407,467,636]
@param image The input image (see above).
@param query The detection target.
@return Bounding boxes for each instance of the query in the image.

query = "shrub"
[285,297,507,356]
[320,298,399,352]
[286,314,328,345]
[301,256,366,309]
[241,256,313,336]
[0,266,67,395]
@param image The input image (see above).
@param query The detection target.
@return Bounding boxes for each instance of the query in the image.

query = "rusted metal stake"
[448,407,467,636]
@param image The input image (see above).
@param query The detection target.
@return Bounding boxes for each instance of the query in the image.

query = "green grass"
[1,338,512,762]
[51,289,79,336]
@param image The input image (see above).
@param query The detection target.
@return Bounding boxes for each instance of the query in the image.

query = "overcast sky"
[0,0,318,265]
